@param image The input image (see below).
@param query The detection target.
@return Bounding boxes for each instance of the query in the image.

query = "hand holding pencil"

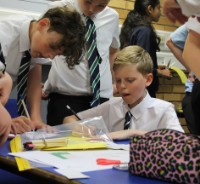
[10,116,35,134]
[10,98,35,134]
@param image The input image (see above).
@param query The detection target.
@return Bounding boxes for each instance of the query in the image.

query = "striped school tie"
[86,17,102,107]
[17,51,31,116]
[124,111,133,130]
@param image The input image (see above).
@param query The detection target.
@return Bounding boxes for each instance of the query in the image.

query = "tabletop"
[0,139,172,184]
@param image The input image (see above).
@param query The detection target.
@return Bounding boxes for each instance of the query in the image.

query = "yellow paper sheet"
[10,135,107,171]
[10,135,32,171]
[43,136,107,150]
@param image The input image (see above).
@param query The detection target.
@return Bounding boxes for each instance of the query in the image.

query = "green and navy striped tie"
[17,51,31,115]
[86,17,102,107]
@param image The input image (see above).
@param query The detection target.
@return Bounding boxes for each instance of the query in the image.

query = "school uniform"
[0,15,32,85]
[176,0,200,17]
[43,0,120,125]
[0,15,44,86]
[77,92,184,133]
[170,24,196,134]
[129,26,159,98]
[175,0,200,34]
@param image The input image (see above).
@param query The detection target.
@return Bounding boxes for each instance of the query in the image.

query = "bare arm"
[108,129,146,140]
[27,64,44,129]
[0,102,11,146]
[0,72,12,105]
[63,115,78,124]
[166,38,190,70]
[183,30,200,80]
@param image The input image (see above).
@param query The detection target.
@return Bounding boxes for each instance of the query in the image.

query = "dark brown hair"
[41,6,86,69]
[120,0,160,50]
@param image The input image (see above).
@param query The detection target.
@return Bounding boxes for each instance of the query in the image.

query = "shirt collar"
[19,19,32,53]
[127,91,152,120]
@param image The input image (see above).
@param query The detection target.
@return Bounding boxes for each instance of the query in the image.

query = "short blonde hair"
[113,46,153,75]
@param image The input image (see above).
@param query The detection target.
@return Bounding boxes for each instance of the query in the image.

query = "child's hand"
[157,68,172,79]
[11,116,35,134]
[41,84,49,100]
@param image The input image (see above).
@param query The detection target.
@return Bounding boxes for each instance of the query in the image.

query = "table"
[0,139,172,184]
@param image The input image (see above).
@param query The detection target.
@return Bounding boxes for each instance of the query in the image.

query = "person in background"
[163,0,200,134]
[163,0,200,79]
[0,6,85,133]
[120,0,171,98]
[63,46,184,140]
[42,0,120,126]
[166,24,196,134]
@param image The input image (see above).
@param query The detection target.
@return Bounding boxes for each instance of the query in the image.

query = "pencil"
[21,98,30,119]
[23,137,68,150]
[66,105,81,120]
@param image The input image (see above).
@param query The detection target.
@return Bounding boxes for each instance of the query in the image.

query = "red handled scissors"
[96,158,122,165]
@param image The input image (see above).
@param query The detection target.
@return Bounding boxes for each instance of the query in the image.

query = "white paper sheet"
[9,149,129,173]
[55,168,90,179]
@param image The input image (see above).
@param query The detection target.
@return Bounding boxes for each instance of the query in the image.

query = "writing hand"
[11,116,35,134]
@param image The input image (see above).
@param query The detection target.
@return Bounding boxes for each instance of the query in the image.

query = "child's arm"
[108,129,146,140]
[27,64,44,129]
[0,72,12,105]
[11,116,35,134]
[0,102,11,146]
[63,115,79,124]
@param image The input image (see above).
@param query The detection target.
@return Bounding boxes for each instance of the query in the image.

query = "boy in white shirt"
[63,46,184,140]
[42,0,120,126]
[0,6,85,132]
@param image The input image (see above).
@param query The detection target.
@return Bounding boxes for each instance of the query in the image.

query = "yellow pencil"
[21,99,30,119]
[23,138,68,150]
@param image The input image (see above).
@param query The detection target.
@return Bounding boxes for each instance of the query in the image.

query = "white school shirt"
[77,92,184,133]
[177,0,200,17]
[0,15,46,87]
[0,15,32,86]
[43,0,120,98]
[176,0,200,34]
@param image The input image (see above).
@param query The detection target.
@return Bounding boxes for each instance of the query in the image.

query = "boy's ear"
[38,18,50,30]
[145,73,153,87]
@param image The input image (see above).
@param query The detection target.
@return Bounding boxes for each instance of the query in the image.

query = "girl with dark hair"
[120,0,171,97]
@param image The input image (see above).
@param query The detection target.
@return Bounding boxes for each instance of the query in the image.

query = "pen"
[66,105,81,120]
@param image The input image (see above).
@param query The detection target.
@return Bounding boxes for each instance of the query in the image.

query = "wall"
[0,0,180,32]
[108,0,180,31]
